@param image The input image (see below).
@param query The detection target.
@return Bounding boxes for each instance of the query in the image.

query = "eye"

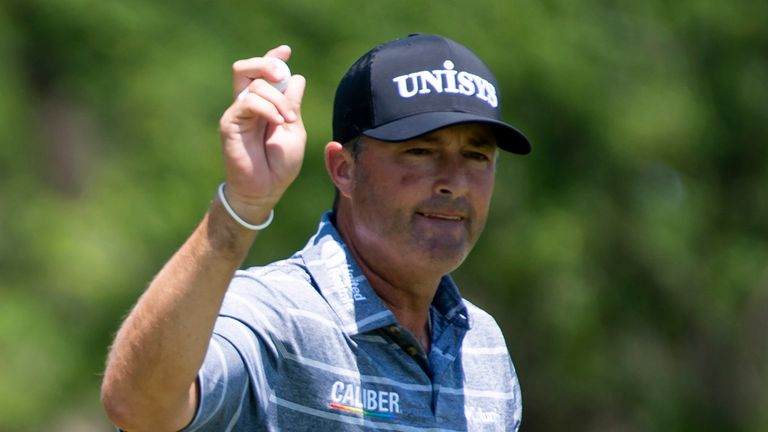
[405,148,433,156]
[464,151,491,161]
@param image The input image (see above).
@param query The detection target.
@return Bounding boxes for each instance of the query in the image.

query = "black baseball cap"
[332,33,531,154]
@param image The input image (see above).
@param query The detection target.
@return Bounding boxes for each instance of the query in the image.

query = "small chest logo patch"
[329,380,401,419]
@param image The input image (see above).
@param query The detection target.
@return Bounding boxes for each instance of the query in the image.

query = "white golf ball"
[268,57,291,93]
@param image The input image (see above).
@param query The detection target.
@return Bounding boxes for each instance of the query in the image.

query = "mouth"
[416,212,465,221]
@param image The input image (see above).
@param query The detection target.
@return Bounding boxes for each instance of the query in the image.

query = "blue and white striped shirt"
[183,213,522,431]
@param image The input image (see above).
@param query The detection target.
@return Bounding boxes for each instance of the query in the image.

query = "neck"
[334,210,438,352]
[364,261,435,353]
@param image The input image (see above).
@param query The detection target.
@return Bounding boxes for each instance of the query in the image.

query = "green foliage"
[1,0,766,430]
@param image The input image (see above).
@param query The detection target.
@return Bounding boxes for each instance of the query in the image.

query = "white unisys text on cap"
[390,60,498,108]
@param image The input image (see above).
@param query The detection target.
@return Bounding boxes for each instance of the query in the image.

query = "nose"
[433,155,469,197]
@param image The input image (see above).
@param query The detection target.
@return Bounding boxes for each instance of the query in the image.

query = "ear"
[324,141,354,198]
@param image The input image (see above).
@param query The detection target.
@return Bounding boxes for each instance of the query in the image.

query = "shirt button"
[406,346,419,356]
[388,325,400,334]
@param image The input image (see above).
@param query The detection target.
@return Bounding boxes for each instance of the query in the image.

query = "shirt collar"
[301,212,470,335]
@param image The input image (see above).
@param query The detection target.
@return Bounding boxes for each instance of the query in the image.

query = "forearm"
[101,197,264,431]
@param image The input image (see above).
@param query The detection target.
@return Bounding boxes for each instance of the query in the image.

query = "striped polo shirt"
[183,213,522,431]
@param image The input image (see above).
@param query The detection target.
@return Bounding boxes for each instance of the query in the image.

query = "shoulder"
[220,257,319,320]
[462,298,509,347]
[457,298,522,426]
[234,257,312,292]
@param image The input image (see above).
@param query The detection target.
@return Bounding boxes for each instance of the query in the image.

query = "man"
[101,33,531,431]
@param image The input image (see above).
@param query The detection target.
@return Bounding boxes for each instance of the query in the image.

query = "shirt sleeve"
[181,316,274,431]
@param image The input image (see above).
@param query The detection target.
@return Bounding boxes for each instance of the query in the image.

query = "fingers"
[219,75,306,142]
[232,45,291,98]
[237,80,296,124]
[238,75,305,124]
[232,59,290,98]
[264,44,291,61]
[282,74,306,123]
[230,45,303,125]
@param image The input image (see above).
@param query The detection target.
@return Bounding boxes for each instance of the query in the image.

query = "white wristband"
[217,183,274,230]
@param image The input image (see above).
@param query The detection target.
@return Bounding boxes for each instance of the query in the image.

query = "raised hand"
[218,45,307,224]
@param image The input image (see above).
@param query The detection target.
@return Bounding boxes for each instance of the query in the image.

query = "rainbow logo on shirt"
[329,381,400,419]
[329,403,396,419]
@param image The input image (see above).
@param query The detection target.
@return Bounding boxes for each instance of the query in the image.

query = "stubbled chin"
[410,231,472,270]
[418,245,470,272]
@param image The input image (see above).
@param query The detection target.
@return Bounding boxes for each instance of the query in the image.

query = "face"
[342,123,498,277]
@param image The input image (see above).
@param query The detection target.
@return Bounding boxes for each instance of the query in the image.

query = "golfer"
[101,33,531,431]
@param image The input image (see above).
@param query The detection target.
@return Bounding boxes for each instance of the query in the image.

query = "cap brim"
[362,111,531,154]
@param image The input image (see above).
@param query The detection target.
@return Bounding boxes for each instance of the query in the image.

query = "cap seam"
[367,46,382,134]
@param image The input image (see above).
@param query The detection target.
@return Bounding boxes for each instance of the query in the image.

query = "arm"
[100,45,306,432]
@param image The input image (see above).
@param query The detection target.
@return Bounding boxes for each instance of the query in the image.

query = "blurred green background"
[1,0,767,430]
